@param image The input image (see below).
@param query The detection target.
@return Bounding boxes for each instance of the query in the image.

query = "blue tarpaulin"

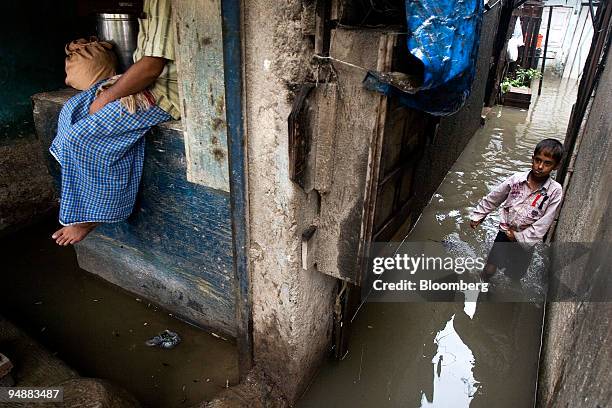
[364,0,484,116]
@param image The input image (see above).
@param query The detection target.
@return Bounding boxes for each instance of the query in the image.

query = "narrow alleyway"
[298,75,577,407]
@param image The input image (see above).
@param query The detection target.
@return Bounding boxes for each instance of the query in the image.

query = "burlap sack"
[65,37,117,90]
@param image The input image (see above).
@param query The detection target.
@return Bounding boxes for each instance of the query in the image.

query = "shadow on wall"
[0,0,80,233]
[0,1,81,140]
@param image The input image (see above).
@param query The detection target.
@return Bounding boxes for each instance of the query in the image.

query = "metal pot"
[96,13,139,73]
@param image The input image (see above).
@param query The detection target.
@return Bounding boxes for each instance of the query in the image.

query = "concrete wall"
[243,0,338,401]
[540,1,595,79]
[537,45,612,407]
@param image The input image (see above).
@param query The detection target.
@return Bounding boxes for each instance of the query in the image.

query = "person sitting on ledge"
[51,0,180,246]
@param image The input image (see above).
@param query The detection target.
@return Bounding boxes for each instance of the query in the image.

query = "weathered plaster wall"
[243,0,338,402]
[537,47,612,407]
[435,3,501,169]
[0,139,55,235]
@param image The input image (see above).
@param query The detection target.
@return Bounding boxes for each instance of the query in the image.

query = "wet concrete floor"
[0,217,239,408]
[298,76,577,407]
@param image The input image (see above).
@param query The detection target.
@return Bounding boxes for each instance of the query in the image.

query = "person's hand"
[89,92,112,115]
[469,219,481,229]
[505,229,516,241]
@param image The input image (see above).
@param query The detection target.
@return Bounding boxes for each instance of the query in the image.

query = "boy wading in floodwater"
[469,139,564,282]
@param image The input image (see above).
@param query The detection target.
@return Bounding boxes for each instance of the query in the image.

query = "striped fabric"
[50,83,172,225]
[133,0,180,119]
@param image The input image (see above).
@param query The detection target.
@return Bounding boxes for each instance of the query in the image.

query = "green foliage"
[501,68,542,93]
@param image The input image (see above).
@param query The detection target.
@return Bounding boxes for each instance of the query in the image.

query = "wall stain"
[201,36,212,47]
[175,22,181,44]
[211,117,225,131]
[215,95,225,116]
[212,148,225,162]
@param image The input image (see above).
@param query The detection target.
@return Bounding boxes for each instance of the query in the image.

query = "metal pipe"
[588,0,597,24]
[539,6,553,95]
[559,6,574,53]
[575,21,595,80]
[522,16,533,66]
[557,0,611,185]
[566,8,590,78]
[561,5,585,77]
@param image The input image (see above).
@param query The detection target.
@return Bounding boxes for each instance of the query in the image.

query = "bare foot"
[51,223,99,246]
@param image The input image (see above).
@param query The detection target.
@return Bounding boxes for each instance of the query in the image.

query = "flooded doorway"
[298,75,577,407]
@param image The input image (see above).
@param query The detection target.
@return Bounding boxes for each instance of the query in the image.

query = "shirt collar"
[524,170,552,193]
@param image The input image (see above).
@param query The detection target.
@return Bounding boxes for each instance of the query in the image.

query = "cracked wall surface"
[243,0,338,401]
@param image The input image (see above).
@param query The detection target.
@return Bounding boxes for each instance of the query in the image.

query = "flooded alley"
[298,75,577,408]
[2,0,611,405]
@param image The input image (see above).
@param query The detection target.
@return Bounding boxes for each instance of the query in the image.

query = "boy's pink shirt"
[470,171,563,243]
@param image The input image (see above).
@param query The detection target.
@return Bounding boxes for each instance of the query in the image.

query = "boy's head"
[532,138,564,180]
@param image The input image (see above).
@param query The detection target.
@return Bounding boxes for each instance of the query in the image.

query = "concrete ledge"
[76,234,233,334]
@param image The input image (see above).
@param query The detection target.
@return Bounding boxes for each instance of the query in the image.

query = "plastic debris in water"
[145,330,181,349]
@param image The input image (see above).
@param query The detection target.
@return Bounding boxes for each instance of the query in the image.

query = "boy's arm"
[470,176,513,223]
[514,189,563,242]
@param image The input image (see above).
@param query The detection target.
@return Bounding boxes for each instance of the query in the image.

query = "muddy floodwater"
[0,218,239,408]
[299,76,577,407]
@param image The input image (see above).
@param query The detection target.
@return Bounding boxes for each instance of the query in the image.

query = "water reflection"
[419,315,478,407]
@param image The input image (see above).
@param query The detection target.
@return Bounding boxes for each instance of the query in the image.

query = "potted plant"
[500,68,542,109]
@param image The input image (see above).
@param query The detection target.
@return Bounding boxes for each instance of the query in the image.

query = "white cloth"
[507,18,525,62]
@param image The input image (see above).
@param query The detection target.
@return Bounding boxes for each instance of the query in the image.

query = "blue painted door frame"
[221,0,253,377]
